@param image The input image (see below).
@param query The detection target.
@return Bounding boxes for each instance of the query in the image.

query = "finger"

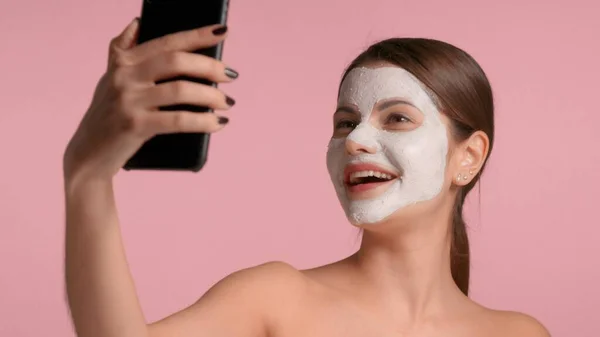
[109,18,140,53]
[128,24,227,63]
[134,51,238,84]
[142,80,235,111]
[118,18,140,49]
[107,18,140,68]
[145,111,229,135]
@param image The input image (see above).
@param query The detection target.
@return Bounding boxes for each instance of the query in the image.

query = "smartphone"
[123,0,229,172]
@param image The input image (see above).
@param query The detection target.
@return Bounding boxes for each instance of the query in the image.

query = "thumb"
[115,18,140,50]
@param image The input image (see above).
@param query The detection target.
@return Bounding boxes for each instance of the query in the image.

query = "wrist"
[63,175,118,231]
[64,174,114,200]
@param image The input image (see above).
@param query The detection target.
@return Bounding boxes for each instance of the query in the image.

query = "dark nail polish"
[218,116,229,125]
[212,26,228,35]
[224,67,239,79]
[225,96,236,106]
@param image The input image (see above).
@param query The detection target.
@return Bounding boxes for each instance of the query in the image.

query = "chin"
[345,198,444,231]
[348,209,406,229]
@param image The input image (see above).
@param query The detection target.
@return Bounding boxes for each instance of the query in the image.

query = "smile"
[343,163,400,194]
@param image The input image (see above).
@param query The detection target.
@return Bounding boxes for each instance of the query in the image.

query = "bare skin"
[63,19,551,337]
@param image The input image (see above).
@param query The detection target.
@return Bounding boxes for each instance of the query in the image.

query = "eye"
[385,113,412,124]
[335,119,358,130]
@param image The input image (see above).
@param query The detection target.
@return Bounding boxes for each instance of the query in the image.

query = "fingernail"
[212,26,228,35]
[218,116,229,125]
[224,67,239,79]
[225,96,236,106]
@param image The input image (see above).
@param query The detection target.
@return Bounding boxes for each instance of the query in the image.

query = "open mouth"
[347,171,396,186]
[343,164,400,193]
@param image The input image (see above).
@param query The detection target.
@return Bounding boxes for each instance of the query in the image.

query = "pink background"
[1,0,598,336]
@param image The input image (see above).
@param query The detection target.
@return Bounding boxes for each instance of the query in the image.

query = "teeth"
[349,170,394,183]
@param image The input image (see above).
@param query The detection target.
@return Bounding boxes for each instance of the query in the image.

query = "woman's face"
[326,64,454,226]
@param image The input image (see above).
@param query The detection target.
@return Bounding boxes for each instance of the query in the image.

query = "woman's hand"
[63,19,237,185]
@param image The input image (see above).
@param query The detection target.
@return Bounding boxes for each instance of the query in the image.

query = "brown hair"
[340,38,495,296]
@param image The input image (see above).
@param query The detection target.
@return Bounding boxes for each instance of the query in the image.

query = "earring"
[456,174,462,182]
[462,174,469,181]
[469,169,474,175]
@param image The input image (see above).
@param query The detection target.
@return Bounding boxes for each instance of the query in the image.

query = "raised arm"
[63,18,291,337]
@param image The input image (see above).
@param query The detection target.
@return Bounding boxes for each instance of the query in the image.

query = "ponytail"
[450,188,471,296]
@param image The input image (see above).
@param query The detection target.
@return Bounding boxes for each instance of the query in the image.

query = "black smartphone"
[123,0,229,172]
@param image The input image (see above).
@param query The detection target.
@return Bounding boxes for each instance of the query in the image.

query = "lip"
[343,162,400,195]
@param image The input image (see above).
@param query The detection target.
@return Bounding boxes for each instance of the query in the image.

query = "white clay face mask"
[326,67,449,225]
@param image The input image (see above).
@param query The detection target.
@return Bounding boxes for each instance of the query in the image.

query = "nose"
[345,138,377,156]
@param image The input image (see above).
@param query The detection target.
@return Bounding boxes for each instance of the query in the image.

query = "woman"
[63,19,550,337]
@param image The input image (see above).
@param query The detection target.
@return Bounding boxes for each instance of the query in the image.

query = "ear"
[451,131,490,186]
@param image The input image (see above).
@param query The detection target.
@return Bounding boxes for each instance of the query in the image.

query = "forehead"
[338,67,433,113]
[339,67,426,101]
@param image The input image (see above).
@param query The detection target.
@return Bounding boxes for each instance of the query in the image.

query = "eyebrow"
[377,99,417,111]
[334,99,420,116]
[334,106,359,116]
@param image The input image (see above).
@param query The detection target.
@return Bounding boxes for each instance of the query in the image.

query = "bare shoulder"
[484,309,551,337]
[148,261,308,337]
[210,261,309,302]
[223,261,306,285]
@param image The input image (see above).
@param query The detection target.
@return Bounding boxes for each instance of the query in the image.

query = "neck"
[350,210,466,323]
